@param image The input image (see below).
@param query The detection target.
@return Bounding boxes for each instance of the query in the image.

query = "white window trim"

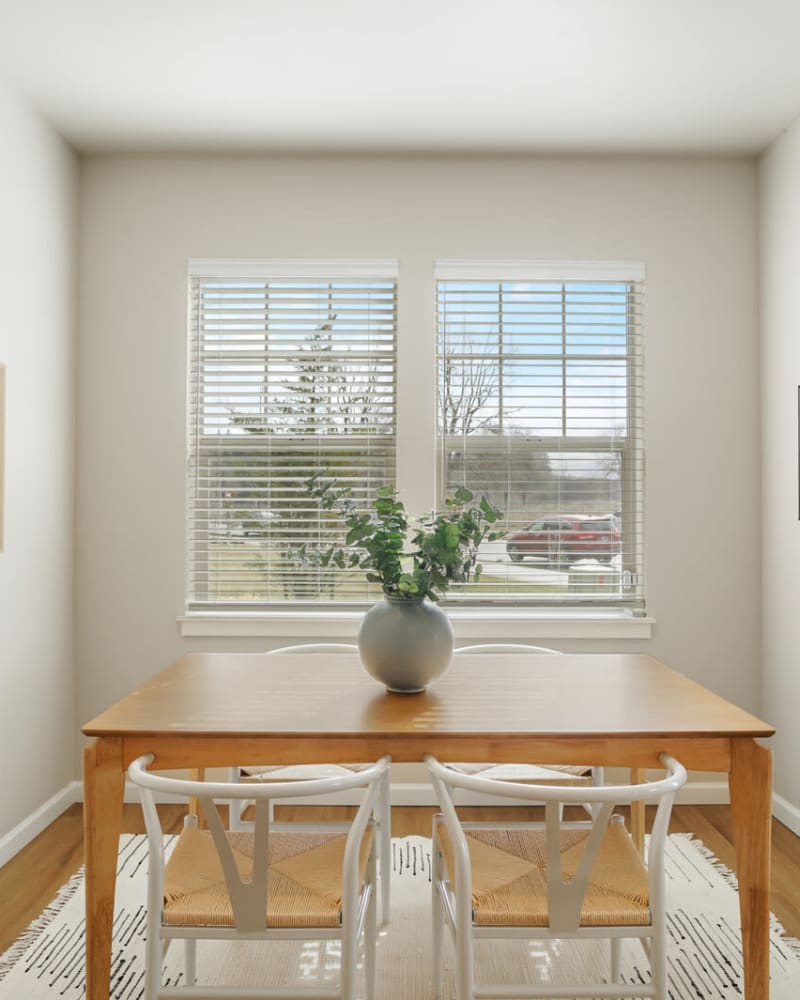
[178,609,653,639]
[188,258,400,278]
[435,259,646,282]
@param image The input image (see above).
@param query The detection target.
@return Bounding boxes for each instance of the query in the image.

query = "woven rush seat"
[445,762,592,784]
[163,826,373,928]
[437,818,650,927]
[240,762,372,780]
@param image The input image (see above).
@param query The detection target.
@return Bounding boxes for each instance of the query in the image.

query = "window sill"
[178,609,653,640]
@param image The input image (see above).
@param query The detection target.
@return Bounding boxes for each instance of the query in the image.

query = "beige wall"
[76,155,761,763]
[0,82,77,837]
[759,118,800,810]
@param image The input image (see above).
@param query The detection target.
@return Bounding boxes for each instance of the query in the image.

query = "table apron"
[120,734,733,772]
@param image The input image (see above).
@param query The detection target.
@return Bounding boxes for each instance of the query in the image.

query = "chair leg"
[610,936,620,983]
[588,766,606,818]
[145,921,163,1000]
[228,767,245,831]
[184,938,196,987]
[431,851,445,1000]
[341,896,360,1000]
[379,769,392,924]
[451,856,475,1000]
[365,863,378,1000]
[454,924,474,1000]
[650,925,667,1000]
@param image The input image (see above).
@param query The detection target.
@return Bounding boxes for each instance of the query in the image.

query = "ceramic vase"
[357,595,454,692]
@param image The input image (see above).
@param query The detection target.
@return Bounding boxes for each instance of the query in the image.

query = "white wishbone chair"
[129,753,391,1000]
[426,753,686,1000]
[228,643,392,924]
[448,644,603,789]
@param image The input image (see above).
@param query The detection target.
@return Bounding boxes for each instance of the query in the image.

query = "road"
[476,538,621,584]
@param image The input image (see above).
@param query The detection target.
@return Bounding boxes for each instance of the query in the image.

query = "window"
[185,257,645,620]
[436,260,644,611]
[186,260,397,609]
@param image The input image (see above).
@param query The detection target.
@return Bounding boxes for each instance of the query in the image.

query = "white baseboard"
[0,781,81,869]
[675,781,730,805]
[120,778,734,808]
[382,780,732,808]
[772,792,800,836]
[4,779,797,871]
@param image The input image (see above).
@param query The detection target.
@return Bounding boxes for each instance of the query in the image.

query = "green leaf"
[346,524,368,546]
[439,521,460,550]
[480,496,499,521]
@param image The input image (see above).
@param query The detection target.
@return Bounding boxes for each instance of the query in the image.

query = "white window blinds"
[187,261,398,608]
[436,260,645,611]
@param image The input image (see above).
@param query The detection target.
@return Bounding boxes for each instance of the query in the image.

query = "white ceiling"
[2,0,800,155]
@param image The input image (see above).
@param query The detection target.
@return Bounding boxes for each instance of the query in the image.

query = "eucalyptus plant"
[294,474,504,602]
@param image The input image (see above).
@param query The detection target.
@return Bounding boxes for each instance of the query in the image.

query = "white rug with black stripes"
[1,834,798,999]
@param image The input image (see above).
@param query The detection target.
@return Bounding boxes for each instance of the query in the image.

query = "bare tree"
[441,355,499,434]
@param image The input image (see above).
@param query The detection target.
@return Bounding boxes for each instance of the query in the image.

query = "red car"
[506,516,620,565]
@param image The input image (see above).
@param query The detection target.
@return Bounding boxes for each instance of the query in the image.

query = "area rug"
[1,834,798,999]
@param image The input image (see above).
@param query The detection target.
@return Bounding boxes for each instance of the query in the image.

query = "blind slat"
[437,273,645,611]
[187,266,645,613]
[187,273,398,607]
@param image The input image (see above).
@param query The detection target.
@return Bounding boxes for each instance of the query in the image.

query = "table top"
[82,652,773,740]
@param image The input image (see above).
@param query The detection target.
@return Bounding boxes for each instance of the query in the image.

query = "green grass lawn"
[198,540,573,602]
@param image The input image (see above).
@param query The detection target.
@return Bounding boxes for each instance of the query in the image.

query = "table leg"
[83,737,125,1000]
[629,767,646,855]
[189,767,206,828]
[729,737,772,1000]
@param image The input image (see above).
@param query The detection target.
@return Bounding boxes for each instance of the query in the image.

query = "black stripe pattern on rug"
[1,834,799,1000]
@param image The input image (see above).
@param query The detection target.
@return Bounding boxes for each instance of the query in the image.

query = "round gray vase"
[357,596,454,692]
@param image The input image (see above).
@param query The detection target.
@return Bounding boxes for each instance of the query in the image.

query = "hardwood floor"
[2,803,799,956]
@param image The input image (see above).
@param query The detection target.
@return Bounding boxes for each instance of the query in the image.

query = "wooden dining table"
[82,650,774,1000]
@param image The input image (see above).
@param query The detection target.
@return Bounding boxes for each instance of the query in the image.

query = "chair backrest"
[268,643,358,654]
[426,753,685,934]
[454,643,561,655]
[129,754,391,933]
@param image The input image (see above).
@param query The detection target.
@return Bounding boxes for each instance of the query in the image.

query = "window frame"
[185,258,399,611]
[435,259,646,613]
[180,258,652,638]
